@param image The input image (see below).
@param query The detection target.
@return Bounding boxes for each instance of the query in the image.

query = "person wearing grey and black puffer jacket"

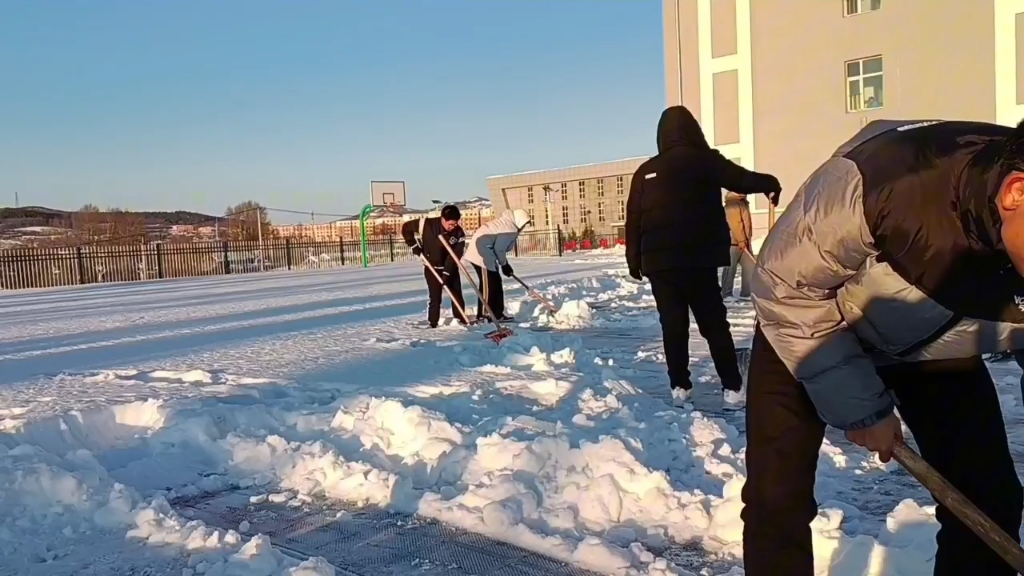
[743,118,1024,576]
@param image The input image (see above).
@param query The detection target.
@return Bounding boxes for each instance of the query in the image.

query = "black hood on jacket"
[656,106,709,153]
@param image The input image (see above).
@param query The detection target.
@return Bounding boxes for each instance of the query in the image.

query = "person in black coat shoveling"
[745,118,1024,576]
[401,205,467,328]
[461,208,532,322]
[625,105,780,409]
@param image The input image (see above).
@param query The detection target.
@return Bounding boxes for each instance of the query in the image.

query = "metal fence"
[0,229,568,291]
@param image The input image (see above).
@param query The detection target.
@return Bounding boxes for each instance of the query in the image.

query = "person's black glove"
[766,180,782,207]
[411,245,423,257]
[501,263,514,277]
[629,268,643,281]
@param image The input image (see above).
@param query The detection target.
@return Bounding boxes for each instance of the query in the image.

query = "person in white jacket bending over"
[462,209,532,322]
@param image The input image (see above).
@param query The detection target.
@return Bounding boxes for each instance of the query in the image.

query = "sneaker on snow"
[723,388,746,410]
[671,387,692,407]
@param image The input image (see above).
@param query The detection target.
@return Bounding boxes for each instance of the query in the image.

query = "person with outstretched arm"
[461,208,532,322]
[745,118,1024,575]
[401,204,466,328]
[625,105,780,409]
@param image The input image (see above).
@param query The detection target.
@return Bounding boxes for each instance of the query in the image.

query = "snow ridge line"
[0,295,424,361]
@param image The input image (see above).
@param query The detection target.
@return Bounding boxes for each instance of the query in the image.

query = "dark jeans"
[472,264,505,320]
[720,245,751,298]
[647,266,742,391]
[424,266,465,326]
[741,325,1023,576]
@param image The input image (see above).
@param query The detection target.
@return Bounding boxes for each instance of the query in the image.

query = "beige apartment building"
[490,0,1024,241]
[486,158,646,239]
[665,0,1024,236]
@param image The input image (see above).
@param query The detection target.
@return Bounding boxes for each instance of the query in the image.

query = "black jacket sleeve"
[401,219,419,248]
[707,150,781,196]
[625,169,643,272]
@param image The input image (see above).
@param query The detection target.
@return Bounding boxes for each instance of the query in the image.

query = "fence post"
[388,235,395,262]
[285,239,292,270]
[514,237,519,258]
[156,243,165,278]
[75,247,86,284]
[222,242,231,274]
[339,238,345,266]
[557,226,564,257]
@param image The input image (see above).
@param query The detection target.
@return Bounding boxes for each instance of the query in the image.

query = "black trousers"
[424,266,465,326]
[741,325,1023,576]
[472,264,505,319]
[647,266,742,391]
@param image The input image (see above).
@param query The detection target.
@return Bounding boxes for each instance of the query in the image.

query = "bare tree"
[224,201,273,241]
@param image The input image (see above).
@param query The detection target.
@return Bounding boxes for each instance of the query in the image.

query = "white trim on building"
[995,0,1024,127]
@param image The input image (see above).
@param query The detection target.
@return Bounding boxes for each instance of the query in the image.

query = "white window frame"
[526,208,534,226]
[578,180,586,200]
[844,0,881,17]
[617,199,626,221]
[615,176,625,195]
[845,55,884,113]
[527,187,534,205]
[597,202,606,223]
[596,179,605,198]
[561,205,569,225]
[560,187,568,202]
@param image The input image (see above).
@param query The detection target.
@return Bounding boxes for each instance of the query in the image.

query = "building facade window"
[597,179,605,198]
[617,199,626,221]
[527,187,534,205]
[598,202,606,223]
[559,182,568,202]
[846,56,884,112]
[616,176,625,195]
[844,0,881,17]
[561,205,569,225]
[581,209,589,225]
[527,208,534,225]
[578,180,587,200]
[544,206,551,228]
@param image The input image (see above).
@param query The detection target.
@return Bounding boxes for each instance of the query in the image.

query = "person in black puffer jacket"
[625,105,780,408]
[401,204,466,328]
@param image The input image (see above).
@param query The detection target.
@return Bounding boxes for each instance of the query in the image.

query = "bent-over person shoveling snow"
[461,208,532,322]
[401,205,467,329]
[745,118,1024,576]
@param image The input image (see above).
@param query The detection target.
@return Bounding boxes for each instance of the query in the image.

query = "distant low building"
[271,197,495,241]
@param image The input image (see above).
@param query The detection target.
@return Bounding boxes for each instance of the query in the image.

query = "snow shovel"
[511,273,558,313]
[892,439,1024,572]
[437,234,514,343]
[418,253,474,326]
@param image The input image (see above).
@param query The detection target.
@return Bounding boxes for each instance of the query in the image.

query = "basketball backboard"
[370,181,407,207]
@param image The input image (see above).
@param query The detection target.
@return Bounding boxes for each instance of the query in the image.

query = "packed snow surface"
[2,254,1024,575]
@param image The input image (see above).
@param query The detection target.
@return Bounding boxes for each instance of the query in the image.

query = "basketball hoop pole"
[358,204,374,268]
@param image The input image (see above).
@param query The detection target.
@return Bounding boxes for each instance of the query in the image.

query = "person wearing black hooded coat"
[625,105,781,407]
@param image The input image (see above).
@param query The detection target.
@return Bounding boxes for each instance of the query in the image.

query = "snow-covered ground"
[2,250,1024,576]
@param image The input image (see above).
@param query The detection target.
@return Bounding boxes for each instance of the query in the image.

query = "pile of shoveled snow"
[0,442,335,575]
[0,270,960,576]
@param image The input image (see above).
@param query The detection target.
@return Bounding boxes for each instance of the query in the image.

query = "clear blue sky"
[0,1,665,220]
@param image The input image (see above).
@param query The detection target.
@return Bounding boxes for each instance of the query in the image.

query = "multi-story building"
[485,159,646,239]
[490,0,1024,241]
[664,0,1024,237]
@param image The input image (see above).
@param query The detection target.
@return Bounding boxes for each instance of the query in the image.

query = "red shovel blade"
[485,327,514,344]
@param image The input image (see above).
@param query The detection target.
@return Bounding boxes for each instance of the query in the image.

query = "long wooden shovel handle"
[511,274,558,313]
[437,235,508,332]
[892,439,1024,572]
[418,254,471,325]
